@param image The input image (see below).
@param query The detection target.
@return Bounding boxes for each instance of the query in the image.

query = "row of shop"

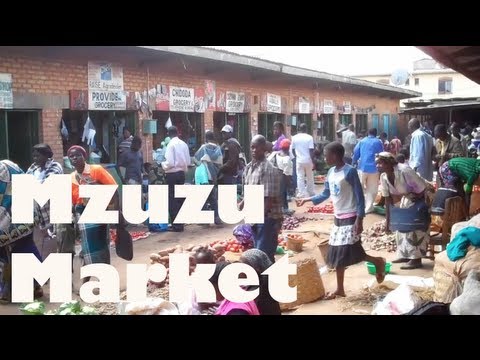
[0,46,419,168]
[0,108,401,169]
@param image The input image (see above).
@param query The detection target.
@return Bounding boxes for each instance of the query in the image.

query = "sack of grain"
[433,247,480,303]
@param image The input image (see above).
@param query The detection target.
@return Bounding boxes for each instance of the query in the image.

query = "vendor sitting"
[435,157,480,213]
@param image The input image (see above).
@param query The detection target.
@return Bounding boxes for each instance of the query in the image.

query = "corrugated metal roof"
[137,46,421,99]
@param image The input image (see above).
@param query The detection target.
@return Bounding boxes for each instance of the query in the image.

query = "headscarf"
[233,224,254,246]
[67,145,87,159]
[375,151,397,166]
[280,138,291,150]
[240,249,273,274]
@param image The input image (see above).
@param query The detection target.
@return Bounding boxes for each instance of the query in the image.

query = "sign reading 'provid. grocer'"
[267,93,281,113]
[226,91,245,113]
[169,86,195,112]
[0,73,13,109]
[88,91,127,110]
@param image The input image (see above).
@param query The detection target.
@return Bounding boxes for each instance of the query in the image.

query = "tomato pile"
[209,239,253,253]
[308,203,334,214]
[109,229,148,244]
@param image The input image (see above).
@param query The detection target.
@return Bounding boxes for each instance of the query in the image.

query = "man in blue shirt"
[353,128,384,214]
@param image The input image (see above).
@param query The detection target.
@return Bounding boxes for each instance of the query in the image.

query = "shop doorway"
[152,111,203,155]
[0,110,40,170]
[318,114,335,141]
[258,113,285,142]
[290,114,313,136]
[61,110,137,164]
[213,112,250,160]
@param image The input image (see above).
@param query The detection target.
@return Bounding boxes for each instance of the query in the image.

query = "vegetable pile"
[148,240,254,288]
[307,203,334,214]
[20,300,97,315]
[281,215,317,230]
[361,220,396,252]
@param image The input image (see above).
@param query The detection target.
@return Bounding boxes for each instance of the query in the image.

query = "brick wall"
[0,50,403,163]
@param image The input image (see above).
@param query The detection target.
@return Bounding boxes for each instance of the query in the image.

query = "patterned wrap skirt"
[74,205,110,265]
[327,216,366,268]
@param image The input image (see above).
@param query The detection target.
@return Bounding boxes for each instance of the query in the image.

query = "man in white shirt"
[162,126,191,232]
[342,124,357,164]
[291,123,315,198]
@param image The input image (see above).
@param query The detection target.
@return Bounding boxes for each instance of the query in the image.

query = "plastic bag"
[372,284,421,315]
[450,270,480,315]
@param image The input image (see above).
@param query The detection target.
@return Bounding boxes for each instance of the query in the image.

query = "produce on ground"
[361,220,396,252]
[307,203,334,214]
[20,300,97,315]
[282,215,317,230]
[148,239,254,288]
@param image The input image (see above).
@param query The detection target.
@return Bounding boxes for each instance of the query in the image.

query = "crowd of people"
[2,116,480,314]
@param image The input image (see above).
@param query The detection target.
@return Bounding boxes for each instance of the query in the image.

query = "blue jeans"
[253,217,280,263]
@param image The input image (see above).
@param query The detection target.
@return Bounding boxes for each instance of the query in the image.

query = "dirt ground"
[1,189,436,315]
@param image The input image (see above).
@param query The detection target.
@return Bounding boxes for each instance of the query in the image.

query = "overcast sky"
[206,46,430,77]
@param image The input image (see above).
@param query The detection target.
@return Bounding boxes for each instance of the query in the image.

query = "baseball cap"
[221,125,233,133]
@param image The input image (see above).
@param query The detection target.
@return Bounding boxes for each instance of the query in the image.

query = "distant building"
[354,59,480,109]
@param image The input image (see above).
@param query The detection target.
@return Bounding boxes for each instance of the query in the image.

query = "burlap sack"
[433,247,480,303]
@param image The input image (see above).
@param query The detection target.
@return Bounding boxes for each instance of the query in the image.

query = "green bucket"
[366,261,391,275]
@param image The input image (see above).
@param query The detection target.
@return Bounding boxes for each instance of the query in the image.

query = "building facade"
[355,58,480,109]
[0,46,419,169]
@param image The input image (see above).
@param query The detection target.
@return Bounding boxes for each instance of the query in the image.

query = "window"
[414,78,420,86]
[405,78,410,86]
[438,77,453,94]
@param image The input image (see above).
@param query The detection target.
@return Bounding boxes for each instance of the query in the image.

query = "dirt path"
[2,197,435,315]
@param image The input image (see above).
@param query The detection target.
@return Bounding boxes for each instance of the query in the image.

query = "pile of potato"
[148,243,228,288]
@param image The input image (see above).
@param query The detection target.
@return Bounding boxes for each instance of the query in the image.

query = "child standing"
[297,142,386,299]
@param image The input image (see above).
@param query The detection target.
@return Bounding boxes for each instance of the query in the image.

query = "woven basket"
[286,235,304,252]
[280,257,325,311]
[317,239,329,265]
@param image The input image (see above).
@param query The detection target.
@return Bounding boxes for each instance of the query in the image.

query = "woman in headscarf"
[240,249,281,315]
[26,144,64,257]
[375,152,430,269]
[67,145,121,272]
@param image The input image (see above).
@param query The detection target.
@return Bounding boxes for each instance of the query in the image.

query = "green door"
[237,113,250,160]
[6,111,40,170]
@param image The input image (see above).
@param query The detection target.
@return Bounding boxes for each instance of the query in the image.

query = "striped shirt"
[448,157,480,193]
[243,158,283,220]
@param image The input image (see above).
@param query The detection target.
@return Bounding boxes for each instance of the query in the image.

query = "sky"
[206,46,430,77]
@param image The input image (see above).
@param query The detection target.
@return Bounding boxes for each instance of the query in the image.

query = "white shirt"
[161,136,191,173]
[342,130,357,157]
[291,133,314,164]
[268,151,293,176]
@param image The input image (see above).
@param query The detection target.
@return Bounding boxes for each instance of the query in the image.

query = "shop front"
[66,89,138,164]
[258,92,286,142]
[290,96,313,135]
[213,89,251,159]
[151,83,211,156]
